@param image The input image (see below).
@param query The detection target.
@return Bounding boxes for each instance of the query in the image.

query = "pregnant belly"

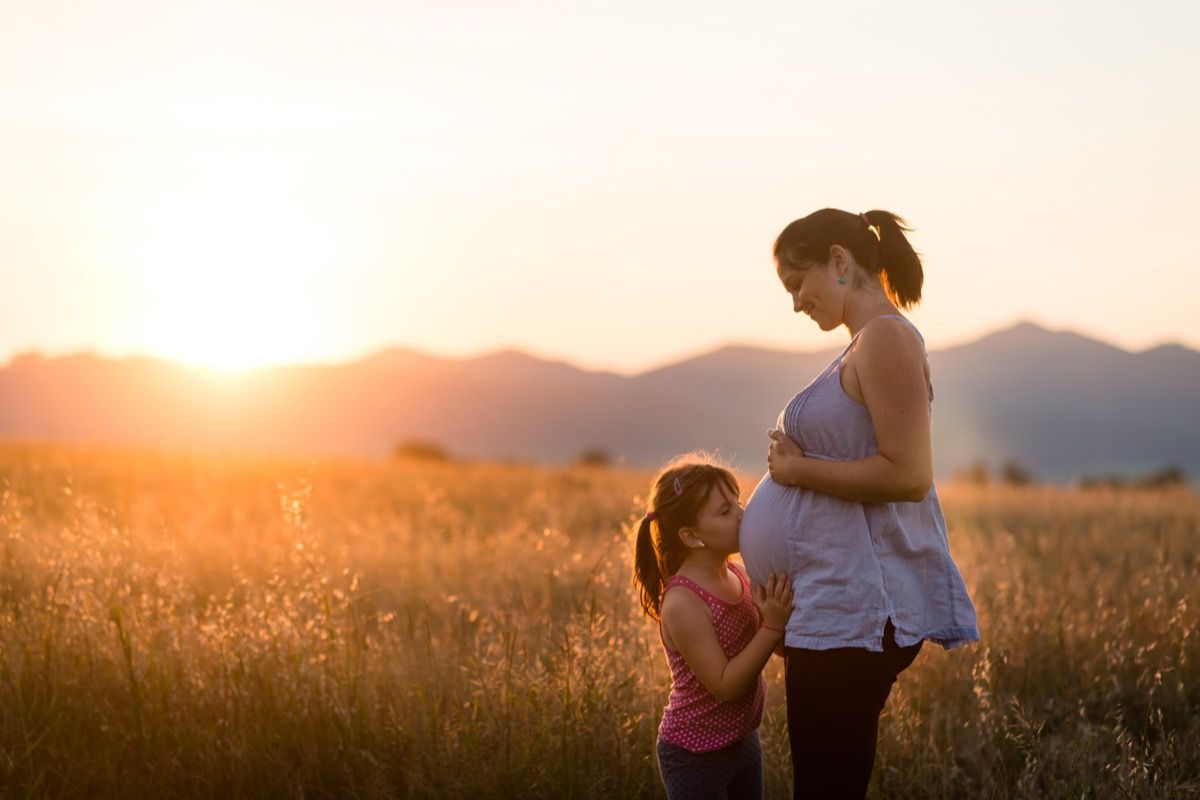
[739,472,807,586]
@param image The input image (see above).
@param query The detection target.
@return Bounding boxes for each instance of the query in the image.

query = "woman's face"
[777,255,846,332]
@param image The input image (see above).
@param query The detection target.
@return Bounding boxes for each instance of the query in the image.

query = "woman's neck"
[844,293,899,338]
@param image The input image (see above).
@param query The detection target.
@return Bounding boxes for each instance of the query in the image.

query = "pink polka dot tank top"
[658,561,766,753]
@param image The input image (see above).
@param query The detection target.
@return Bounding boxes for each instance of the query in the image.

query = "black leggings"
[784,620,921,800]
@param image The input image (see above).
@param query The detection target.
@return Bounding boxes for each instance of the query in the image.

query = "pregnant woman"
[739,208,979,799]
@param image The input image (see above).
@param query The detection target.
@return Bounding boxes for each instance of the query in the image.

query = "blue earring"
[838,275,846,285]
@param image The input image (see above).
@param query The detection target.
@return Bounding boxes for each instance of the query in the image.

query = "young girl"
[633,456,793,800]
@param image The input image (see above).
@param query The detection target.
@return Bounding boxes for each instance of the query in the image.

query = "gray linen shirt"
[739,316,980,652]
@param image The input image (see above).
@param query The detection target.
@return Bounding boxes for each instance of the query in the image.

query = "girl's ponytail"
[633,515,666,620]
[862,210,923,309]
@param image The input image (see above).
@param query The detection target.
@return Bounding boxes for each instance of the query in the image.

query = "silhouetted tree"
[1001,459,1036,486]
[1080,465,1188,490]
[953,460,991,485]
[575,448,614,468]
[1139,465,1187,488]
[392,440,451,462]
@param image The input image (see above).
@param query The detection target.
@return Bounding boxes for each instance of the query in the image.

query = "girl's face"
[692,481,744,555]
[777,255,846,332]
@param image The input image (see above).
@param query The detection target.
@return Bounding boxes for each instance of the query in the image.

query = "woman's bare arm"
[768,318,933,503]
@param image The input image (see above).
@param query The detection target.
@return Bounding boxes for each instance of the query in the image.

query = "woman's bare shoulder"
[853,316,927,365]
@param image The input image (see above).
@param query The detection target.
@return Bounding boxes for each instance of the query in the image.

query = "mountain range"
[1,322,1197,482]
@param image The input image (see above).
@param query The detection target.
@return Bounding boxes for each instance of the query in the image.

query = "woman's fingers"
[767,431,804,484]
[768,429,788,461]
[769,430,802,458]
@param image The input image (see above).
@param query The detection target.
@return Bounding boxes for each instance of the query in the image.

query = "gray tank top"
[739,315,979,651]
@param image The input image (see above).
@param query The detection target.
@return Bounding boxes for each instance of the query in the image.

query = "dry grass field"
[1,444,1197,798]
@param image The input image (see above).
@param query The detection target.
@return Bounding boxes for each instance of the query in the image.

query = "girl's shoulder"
[662,573,716,608]
[660,579,716,649]
[666,561,746,605]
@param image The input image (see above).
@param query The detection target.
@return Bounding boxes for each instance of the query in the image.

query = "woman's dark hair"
[632,454,739,621]
[773,208,923,309]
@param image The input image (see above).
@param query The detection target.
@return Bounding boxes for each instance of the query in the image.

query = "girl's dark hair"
[632,454,739,621]
[773,208,923,309]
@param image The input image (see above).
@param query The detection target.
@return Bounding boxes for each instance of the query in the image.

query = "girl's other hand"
[752,571,794,630]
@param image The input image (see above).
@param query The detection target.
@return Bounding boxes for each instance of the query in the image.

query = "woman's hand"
[752,571,794,630]
[767,428,804,485]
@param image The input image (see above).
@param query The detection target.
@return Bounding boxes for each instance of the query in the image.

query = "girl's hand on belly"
[753,571,795,630]
[767,428,805,485]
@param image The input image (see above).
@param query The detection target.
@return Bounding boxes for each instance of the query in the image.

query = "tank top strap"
[664,563,746,608]
[877,314,926,345]
[727,561,751,593]
[831,334,861,367]
[664,574,721,608]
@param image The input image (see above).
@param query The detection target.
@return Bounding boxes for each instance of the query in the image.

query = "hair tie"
[646,511,656,522]
[860,212,880,240]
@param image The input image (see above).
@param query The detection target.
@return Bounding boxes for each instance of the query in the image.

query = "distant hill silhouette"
[1,322,1197,482]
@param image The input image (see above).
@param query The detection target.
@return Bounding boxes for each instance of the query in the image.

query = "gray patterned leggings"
[656,730,763,800]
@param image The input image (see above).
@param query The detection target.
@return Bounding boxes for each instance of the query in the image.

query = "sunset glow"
[127,175,344,370]
[2,1,1199,373]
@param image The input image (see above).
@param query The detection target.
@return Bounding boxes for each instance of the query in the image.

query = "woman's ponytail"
[633,515,666,620]
[775,208,925,309]
[862,210,923,309]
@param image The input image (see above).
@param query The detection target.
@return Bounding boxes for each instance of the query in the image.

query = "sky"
[2,0,1198,374]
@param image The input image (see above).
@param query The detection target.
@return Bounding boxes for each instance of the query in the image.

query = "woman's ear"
[828,244,849,271]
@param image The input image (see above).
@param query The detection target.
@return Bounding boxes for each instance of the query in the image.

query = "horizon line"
[1,318,1194,377]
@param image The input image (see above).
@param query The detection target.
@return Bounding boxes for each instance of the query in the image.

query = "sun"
[130,175,346,371]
